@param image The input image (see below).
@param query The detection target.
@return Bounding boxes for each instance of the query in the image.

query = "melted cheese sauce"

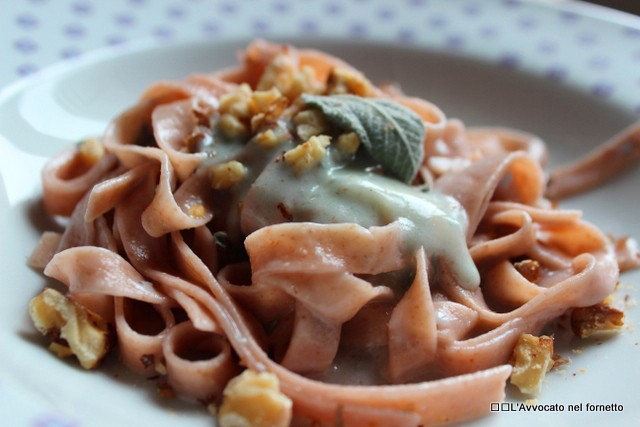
[204,133,480,290]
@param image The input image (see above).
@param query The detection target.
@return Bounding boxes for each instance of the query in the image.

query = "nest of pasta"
[28,40,638,427]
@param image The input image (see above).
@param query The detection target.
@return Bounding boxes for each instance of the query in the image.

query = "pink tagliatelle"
[28,40,637,426]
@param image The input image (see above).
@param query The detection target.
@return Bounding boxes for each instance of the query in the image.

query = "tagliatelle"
[28,40,639,426]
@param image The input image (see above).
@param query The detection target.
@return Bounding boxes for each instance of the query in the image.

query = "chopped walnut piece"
[210,161,248,189]
[336,132,361,155]
[155,360,167,376]
[29,288,110,369]
[77,137,105,167]
[257,53,322,98]
[250,87,285,115]
[218,370,292,427]
[249,88,289,131]
[571,302,624,338]
[293,109,328,141]
[514,259,541,283]
[255,128,286,149]
[327,66,373,96]
[510,333,554,396]
[288,65,323,99]
[283,135,330,174]
[218,114,248,139]
[257,53,297,94]
[219,84,253,119]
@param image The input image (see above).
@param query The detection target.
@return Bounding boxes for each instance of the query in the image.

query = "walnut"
[509,333,554,396]
[255,128,286,149]
[219,84,253,119]
[29,288,110,369]
[288,65,323,98]
[327,66,373,96]
[336,132,361,155]
[283,135,330,174]
[218,370,292,427]
[514,259,541,283]
[293,109,328,141]
[249,88,289,132]
[257,53,322,98]
[250,87,285,115]
[77,137,105,167]
[571,302,624,338]
[257,53,297,94]
[210,161,248,189]
[218,114,248,139]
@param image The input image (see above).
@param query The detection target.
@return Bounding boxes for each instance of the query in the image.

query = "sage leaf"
[301,94,425,183]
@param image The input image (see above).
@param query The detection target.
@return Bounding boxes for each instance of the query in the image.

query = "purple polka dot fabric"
[32,414,78,427]
[1,1,640,427]
[1,0,638,112]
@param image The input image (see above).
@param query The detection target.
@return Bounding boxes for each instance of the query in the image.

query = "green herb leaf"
[301,94,425,183]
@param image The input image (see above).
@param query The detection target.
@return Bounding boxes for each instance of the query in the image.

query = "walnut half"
[29,288,110,369]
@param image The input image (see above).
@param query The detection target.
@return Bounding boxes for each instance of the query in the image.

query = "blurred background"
[1,0,639,95]
[586,0,640,14]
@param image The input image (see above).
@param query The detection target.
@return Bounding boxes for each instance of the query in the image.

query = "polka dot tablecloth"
[1,0,640,114]
[1,1,640,427]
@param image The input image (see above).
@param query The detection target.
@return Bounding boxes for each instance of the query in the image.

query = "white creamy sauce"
[205,132,481,289]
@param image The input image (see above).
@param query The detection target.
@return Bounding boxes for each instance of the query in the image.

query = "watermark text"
[490,402,624,413]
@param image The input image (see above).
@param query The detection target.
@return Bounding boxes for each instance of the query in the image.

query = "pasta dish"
[27,40,639,426]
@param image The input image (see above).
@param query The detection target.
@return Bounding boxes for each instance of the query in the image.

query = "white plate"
[1,2,640,427]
